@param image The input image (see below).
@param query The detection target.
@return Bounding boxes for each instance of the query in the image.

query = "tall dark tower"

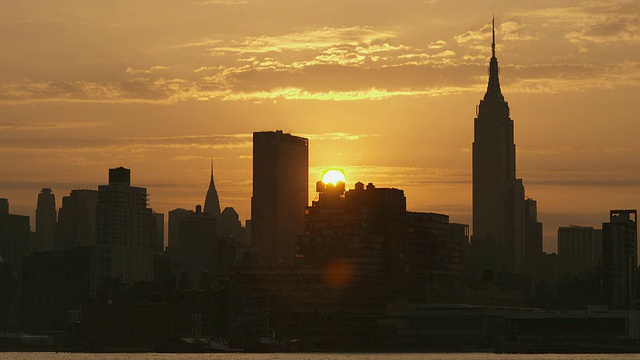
[251,130,308,263]
[472,18,525,273]
[36,188,56,250]
[204,159,221,218]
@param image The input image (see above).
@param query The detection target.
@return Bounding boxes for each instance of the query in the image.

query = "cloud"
[566,20,639,44]
[428,40,446,49]
[0,133,253,152]
[302,133,374,141]
[454,22,535,46]
[177,26,397,56]
[510,2,640,45]
[125,66,171,75]
[0,120,102,131]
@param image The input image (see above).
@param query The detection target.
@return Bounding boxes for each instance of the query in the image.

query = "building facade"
[472,19,526,273]
[251,130,308,263]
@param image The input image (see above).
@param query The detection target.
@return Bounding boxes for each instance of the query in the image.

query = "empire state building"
[472,19,525,273]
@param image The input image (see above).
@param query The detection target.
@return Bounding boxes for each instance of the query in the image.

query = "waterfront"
[2,354,640,360]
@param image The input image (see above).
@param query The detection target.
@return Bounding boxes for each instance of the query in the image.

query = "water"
[2,354,640,360]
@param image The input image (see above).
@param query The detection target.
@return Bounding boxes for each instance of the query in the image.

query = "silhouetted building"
[603,210,637,310]
[0,256,17,329]
[251,130,308,262]
[81,287,226,350]
[36,188,56,251]
[0,201,30,279]
[407,212,463,303]
[151,212,164,253]
[219,207,241,239]
[56,189,98,250]
[232,180,466,346]
[204,159,221,219]
[11,247,91,332]
[217,207,246,278]
[231,181,406,347]
[450,223,471,278]
[0,198,8,214]
[523,198,543,274]
[167,206,216,289]
[472,19,526,273]
[558,225,602,278]
[299,181,408,284]
[93,167,154,296]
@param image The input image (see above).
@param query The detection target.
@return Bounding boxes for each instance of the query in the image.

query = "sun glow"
[322,169,346,185]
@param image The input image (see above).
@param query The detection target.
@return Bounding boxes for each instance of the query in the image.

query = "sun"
[322,169,346,186]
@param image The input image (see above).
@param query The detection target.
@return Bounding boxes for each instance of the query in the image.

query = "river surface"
[2,354,640,360]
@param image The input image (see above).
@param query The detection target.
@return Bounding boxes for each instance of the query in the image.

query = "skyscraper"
[204,159,221,219]
[36,188,56,250]
[472,19,525,273]
[251,130,308,262]
[93,167,154,295]
[603,210,637,310]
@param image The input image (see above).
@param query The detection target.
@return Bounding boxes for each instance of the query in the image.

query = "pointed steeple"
[204,158,221,217]
[484,16,504,102]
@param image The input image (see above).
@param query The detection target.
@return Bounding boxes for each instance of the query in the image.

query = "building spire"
[492,14,496,58]
[484,16,504,101]
[204,158,221,217]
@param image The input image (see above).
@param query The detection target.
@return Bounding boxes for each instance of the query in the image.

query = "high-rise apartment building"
[603,210,637,310]
[93,167,154,295]
[36,188,56,250]
[251,130,308,262]
[472,19,526,273]
[558,225,602,277]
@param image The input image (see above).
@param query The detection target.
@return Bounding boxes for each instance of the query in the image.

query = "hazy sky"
[1,0,639,252]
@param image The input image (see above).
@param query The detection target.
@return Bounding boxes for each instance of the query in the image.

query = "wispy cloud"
[125,66,171,75]
[0,120,102,131]
[0,133,253,152]
[302,133,374,141]
[180,26,397,53]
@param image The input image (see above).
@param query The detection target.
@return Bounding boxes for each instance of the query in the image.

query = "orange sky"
[1,1,639,252]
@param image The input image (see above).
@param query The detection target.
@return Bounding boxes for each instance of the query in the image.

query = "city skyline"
[2,1,640,252]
